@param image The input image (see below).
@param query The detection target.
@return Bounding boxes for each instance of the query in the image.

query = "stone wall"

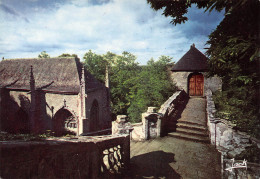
[205,89,260,178]
[206,89,260,155]
[170,72,222,95]
[0,134,130,178]
[85,88,111,133]
[204,75,222,93]
[0,87,111,136]
[112,115,133,135]
[171,72,190,92]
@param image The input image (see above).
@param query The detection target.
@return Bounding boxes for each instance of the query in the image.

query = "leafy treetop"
[38,51,50,58]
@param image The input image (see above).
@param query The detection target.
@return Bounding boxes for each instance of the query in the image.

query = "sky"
[0,0,224,64]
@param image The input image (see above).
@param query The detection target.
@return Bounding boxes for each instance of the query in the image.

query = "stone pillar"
[142,107,161,140]
[105,64,110,89]
[29,66,37,133]
[112,115,133,135]
[104,64,111,128]
[156,118,162,137]
[78,67,87,135]
[142,112,149,140]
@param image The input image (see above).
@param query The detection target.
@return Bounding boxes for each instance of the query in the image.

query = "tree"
[147,0,260,137]
[127,56,176,122]
[58,53,78,58]
[206,1,259,137]
[83,50,176,122]
[83,50,107,83]
[109,52,140,118]
[38,51,50,58]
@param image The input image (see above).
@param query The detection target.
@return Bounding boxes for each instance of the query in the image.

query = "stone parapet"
[0,134,130,178]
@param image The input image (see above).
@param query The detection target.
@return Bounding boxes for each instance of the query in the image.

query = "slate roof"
[171,44,208,72]
[0,57,104,93]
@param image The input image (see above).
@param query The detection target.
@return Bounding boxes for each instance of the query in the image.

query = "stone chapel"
[171,44,222,96]
[0,57,111,136]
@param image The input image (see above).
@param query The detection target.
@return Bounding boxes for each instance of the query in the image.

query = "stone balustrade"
[0,134,130,178]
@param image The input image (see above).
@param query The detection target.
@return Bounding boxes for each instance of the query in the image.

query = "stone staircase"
[168,97,210,144]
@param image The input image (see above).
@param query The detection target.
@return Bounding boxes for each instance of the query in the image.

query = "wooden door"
[189,74,204,96]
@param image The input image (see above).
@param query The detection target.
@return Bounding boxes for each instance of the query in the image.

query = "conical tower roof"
[171,44,208,72]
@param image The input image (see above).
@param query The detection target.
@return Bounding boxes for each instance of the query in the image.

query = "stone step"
[177,120,206,127]
[168,132,210,144]
[176,123,207,132]
[176,128,208,137]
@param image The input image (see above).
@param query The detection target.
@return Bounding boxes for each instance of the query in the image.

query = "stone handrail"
[0,134,130,178]
[158,90,189,135]
[159,90,188,117]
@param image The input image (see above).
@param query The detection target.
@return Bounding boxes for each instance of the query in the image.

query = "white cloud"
[0,0,223,64]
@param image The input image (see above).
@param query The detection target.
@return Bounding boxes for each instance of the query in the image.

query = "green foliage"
[235,144,260,163]
[83,50,108,83]
[58,53,78,58]
[38,51,50,58]
[147,0,249,25]
[83,51,176,123]
[127,56,176,122]
[148,0,260,138]
[0,130,54,141]
[208,0,259,138]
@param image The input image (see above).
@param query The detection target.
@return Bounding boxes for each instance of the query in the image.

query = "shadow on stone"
[163,94,189,135]
[127,151,181,178]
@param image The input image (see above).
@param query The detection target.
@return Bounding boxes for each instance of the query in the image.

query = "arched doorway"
[90,100,99,132]
[53,108,76,136]
[188,73,204,96]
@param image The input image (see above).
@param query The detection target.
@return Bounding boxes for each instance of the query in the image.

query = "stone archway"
[188,73,204,96]
[53,108,76,136]
[90,99,99,132]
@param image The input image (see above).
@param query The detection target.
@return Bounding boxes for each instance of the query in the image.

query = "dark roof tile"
[171,44,208,72]
[0,57,104,93]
